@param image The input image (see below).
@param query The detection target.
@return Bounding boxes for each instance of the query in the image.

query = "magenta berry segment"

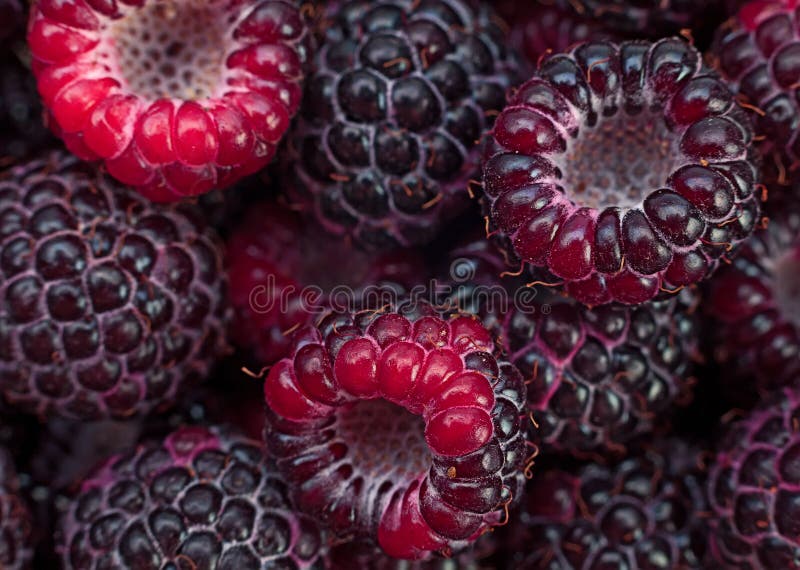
[58,426,326,569]
[706,206,800,399]
[500,287,700,456]
[286,0,519,250]
[0,448,33,569]
[713,0,800,164]
[484,38,760,305]
[708,388,800,569]
[507,439,708,568]
[0,152,229,420]
[263,304,528,559]
[28,0,310,202]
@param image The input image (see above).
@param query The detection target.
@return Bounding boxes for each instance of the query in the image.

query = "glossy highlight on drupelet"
[263,302,529,560]
[484,38,761,305]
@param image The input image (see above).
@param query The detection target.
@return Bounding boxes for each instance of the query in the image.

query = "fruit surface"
[27,0,311,201]
[0,152,230,419]
[713,0,800,165]
[706,204,800,402]
[504,439,708,568]
[484,38,760,305]
[501,287,700,456]
[708,388,800,568]
[227,201,426,365]
[263,301,529,559]
[286,0,519,249]
[58,425,326,569]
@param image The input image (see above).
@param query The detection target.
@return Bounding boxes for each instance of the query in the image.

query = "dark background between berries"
[0,0,797,568]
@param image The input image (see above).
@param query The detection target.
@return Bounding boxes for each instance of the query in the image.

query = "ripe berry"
[713,0,800,164]
[484,38,761,306]
[498,2,614,67]
[706,205,800,402]
[708,388,800,568]
[58,426,326,569]
[500,287,700,456]
[227,202,427,365]
[263,303,529,559]
[505,439,708,568]
[286,0,519,250]
[0,152,230,420]
[0,448,33,570]
[27,0,311,201]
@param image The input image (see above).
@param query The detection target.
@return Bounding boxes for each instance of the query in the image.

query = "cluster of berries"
[0,0,797,568]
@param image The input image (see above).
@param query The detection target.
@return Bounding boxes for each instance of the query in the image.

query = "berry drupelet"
[0,448,33,569]
[263,302,529,560]
[0,152,230,420]
[58,426,326,569]
[708,388,800,569]
[713,0,800,165]
[500,287,700,457]
[227,201,427,365]
[484,38,761,305]
[505,439,708,568]
[706,204,800,402]
[286,0,519,250]
[27,0,311,201]
[498,2,614,68]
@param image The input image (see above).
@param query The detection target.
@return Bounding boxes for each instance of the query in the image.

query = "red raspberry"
[484,38,761,305]
[263,303,529,560]
[27,0,311,201]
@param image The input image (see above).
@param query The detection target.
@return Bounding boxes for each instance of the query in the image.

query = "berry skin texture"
[0,448,33,570]
[706,206,800,401]
[27,0,311,202]
[286,0,519,250]
[484,38,761,306]
[227,201,427,365]
[263,304,529,560]
[498,2,614,68]
[708,389,800,569]
[501,287,700,456]
[0,152,230,420]
[58,426,326,569]
[713,0,800,164]
[506,439,708,568]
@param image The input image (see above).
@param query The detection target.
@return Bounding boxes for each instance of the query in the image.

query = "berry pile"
[0,0,797,568]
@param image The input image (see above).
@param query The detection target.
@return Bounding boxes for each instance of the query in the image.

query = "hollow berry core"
[107,0,227,101]
[556,109,681,209]
[773,249,800,327]
[336,400,429,482]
